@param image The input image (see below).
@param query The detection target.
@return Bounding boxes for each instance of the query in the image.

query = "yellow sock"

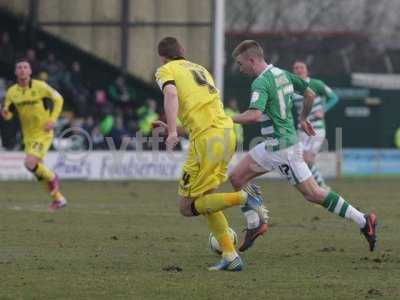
[195,191,246,215]
[206,212,236,258]
[34,163,55,182]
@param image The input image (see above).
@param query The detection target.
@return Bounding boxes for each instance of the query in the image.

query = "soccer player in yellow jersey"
[1,58,67,212]
[155,37,266,271]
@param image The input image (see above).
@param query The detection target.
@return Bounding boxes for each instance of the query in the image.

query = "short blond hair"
[232,40,264,59]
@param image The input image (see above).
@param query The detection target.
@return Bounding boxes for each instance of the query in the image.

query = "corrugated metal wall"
[0,0,213,82]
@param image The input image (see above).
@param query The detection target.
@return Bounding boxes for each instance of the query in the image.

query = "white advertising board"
[0,151,337,180]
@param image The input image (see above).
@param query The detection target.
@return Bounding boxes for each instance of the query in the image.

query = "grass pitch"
[0,178,399,300]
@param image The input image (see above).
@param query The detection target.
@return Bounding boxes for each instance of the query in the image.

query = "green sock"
[323,191,366,228]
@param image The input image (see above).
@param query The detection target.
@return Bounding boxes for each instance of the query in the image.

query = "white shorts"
[249,142,312,185]
[298,129,326,155]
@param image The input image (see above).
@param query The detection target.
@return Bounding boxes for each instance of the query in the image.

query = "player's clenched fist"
[152,120,168,135]
[44,121,56,132]
[166,132,179,150]
[1,108,12,120]
[300,119,316,136]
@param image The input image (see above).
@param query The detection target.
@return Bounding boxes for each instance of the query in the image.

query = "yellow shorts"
[24,135,53,160]
[178,127,236,198]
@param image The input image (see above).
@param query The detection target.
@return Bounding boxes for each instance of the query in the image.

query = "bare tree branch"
[303,0,336,31]
[225,0,400,48]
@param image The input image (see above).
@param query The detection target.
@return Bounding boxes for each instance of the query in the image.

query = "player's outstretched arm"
[152,120,187,137]
[163,84,180,150]
[43,83,64,131]
[300,87,316,119]
[0,105,10,120]
[324,88,339,112]
[232,109,262,125]
[49,89,64,123]
[300,88,316,136]
[1,91,14,120]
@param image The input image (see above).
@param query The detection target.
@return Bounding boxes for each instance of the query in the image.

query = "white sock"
[223,251,238,262]
[244,210,260,229]
[345,206,366,228]
[324,192,366,228]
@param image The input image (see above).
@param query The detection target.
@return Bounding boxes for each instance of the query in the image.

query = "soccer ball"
[208,227,238,255]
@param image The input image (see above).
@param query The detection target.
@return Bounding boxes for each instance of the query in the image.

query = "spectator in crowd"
[0,29,165,152]
[0,115,19,150]
[35,40,48,60]
[137,98,159,137]
[108,75,136,107]
[91,125,106,150]
[82,116,95,135]
[81,114,105,150]
[89,89,108,116]
[64,61,89,116]
[26,48,40,76]
[395,127,400,149]
[122,108,136,130]
[108,115,129,149]
[95,89,108,106]
[40,52,65,89]
[15,23,29,50]
[38,70,49,82]
[0,32,14,63]
[98,103,115,138]
[224,98,244,147]
[0,77,18,149]
[100,114,114,136]
[67,119,88,152]
[64,61,87,96]
[125,119,138,136]
[0,78,7,100]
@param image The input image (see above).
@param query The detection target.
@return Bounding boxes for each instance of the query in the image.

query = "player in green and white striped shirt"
[292,61,339,189]
[228,40,377,253]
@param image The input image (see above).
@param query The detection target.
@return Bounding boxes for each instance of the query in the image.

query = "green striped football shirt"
[249,65,309,151]
[293,78,335,130]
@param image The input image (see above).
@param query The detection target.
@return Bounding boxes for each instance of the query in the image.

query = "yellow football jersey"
[155,58,232,140]
[3,79,63,140]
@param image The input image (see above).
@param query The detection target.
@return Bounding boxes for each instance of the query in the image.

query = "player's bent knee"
[179,206,193,217]
[24,155,40,171]
[179,198,195,217]
[24,160,37,171]
[303,152,315,166]
[229,173,244,190]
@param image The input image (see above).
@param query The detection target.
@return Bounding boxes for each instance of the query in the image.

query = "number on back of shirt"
[190,69,217,94]
[275,75,294,120]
